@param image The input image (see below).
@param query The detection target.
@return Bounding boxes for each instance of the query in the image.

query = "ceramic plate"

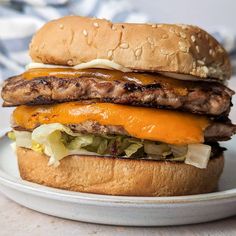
[0,130,236,226]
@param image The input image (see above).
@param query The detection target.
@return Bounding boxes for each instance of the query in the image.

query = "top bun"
[29,16,231,81]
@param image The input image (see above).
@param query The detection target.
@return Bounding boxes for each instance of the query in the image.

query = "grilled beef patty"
[2,72,234,117]
[13,120,236,142]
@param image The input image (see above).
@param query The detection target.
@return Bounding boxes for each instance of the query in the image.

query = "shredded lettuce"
[144,142,170,155]
[30,123,146,165]
[32,124,74,166]
[185,144,211,169]
[14,131,32,149]
[67,135,93,150]
[169,145,188,158]
[125,143,143,157]
[11,123,212,168]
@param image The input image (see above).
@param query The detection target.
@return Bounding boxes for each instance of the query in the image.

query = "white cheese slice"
[26,59,132,72]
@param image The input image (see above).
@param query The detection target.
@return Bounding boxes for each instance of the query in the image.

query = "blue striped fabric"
[0,0,235,82]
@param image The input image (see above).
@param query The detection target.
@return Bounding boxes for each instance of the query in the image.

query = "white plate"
[0,131,236,226]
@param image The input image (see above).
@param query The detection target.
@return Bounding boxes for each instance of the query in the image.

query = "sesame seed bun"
[29,16,231,81]
[17,147,224,196]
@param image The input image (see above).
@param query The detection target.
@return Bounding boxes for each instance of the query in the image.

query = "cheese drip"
[13,102,210,145]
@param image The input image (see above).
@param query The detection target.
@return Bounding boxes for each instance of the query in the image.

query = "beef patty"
[2,72,234,117]
[14,120,236,142]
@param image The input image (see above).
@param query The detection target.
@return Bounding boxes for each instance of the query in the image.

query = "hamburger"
[1,16,236,196]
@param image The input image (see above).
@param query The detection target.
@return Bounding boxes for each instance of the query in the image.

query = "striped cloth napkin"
[0,0,235,82]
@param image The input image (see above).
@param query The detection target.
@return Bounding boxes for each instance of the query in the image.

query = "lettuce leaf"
[125,143,143,157]
[67,135,94,150]
[32,124,74,166]
[144,142,170,155]
[11,123,212,168]
[29,123,145,165]
[185,144,211,169]
[14,130,32,149]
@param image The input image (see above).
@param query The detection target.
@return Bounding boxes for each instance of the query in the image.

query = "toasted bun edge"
[17,147,224,196]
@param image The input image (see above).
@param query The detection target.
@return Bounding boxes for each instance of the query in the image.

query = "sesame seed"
[160,49,169,55]
[111,25,116,31]
[59,24,64,29]
[191,35,196,42]
[209,49,213,55]
[208,66,217,74]
[107,50,113,59]
[120,43,129,49]
[151,24,157,28]
[93,22,99,28]
[135,48,142,57]
[181,25,188,30]
[205,34,209,40]
[67,59,73,65]
[178,41,183,46]
[83,29,88,36]
[41,43,45,49]
[178,24,188,30]
[197,60,204,65]
[192,61,196,69]
[195,45,200,53]
[161,34,168,39]
[202,66,209,74]
[169,27,175,33]
[174,29,180,36]
[180,31,186,38]
[198,33,202,39]
[179,41,189,53]
[211,50,216,57]
[217,46,224,53]
[147,37,154,45]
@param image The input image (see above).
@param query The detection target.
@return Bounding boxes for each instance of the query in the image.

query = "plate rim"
[1,130,236,205]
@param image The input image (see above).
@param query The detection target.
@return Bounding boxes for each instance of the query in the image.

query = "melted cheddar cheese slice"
[13,102,210,145]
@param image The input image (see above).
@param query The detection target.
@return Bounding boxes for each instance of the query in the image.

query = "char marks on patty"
[2,72,234,117]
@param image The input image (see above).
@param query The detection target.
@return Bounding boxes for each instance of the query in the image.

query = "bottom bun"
[17,147,224,196]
